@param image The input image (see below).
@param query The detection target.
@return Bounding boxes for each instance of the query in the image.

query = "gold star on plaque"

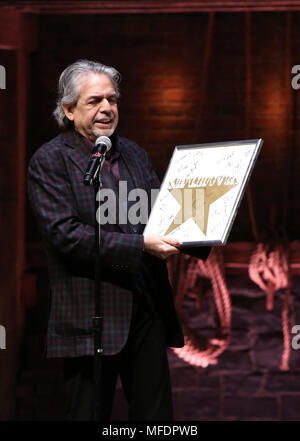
[165,179,238,236]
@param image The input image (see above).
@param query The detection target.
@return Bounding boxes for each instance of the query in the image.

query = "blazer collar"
[62,130,145,190]
[61,130,147,234]
[62,130,123,172]
[62,130,91,175]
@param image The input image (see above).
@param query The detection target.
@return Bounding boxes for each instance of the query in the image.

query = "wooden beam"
[195,12,214,138]
[3,1,300,14]
[26,241,300,274]
[0,10,22,49]
[244,12,260,243]
[1,12,38,336]
[224,241,300,274]
[0,11,37,50]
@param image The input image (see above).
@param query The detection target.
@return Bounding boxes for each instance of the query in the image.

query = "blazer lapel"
[62,130,90,174]
[63,131,146,189]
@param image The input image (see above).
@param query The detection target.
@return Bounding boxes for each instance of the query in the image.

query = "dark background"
[0,0,300,420]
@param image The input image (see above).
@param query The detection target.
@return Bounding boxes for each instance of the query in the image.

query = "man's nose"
[99,98,111,113]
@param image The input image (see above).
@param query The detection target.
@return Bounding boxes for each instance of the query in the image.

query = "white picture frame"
[144,139,263,247]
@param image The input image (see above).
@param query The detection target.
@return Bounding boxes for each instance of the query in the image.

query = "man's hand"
[144,234,181,260]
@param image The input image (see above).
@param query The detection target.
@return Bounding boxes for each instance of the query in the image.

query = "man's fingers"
[162,236,181,247]
[159,242,180,259]
[143,234,181,259]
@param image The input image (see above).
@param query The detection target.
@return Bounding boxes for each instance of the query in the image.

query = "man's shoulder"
[118,135,147,157]
[30,131,73,162]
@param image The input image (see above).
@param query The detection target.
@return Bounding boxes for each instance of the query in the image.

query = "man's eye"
[87,97,117,105]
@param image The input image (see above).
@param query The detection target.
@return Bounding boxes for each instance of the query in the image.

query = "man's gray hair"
[53,59,121,129]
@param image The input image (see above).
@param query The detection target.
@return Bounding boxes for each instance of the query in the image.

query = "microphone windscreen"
[95,136,112,152]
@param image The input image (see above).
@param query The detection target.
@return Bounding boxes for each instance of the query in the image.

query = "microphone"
[83,136,112,186]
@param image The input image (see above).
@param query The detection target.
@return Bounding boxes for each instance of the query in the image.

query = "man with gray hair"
[27,59,184,420]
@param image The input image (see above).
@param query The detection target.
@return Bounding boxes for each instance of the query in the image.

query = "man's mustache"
[93,115,114,124]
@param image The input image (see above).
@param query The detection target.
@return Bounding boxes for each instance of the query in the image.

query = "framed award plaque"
[144,139,263,248]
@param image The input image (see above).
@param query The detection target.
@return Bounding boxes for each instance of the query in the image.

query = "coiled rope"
[170,248,232,368]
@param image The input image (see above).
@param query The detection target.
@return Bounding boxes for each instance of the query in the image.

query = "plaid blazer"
[27,130,184,357]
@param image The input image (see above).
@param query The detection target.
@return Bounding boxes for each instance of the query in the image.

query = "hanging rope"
[281,275,292,371]
[249,243,288,310]
[170,248,232,368]
[248,242,291,370]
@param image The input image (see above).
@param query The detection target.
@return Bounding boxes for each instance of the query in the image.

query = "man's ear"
[62,103,75,121]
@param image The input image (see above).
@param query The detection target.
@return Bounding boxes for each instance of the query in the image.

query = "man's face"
[63,72,119,142]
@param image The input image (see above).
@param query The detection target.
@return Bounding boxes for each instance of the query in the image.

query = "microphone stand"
[93,170,104,421]
[84,136,111,420]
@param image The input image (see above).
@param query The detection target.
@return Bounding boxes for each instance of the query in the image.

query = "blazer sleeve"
[27,143,144,272]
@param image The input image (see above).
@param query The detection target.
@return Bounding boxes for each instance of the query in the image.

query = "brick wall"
[169,273,300,420]
[27,12,300,242]
[15,11,300,420]
[111,268,300,421]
